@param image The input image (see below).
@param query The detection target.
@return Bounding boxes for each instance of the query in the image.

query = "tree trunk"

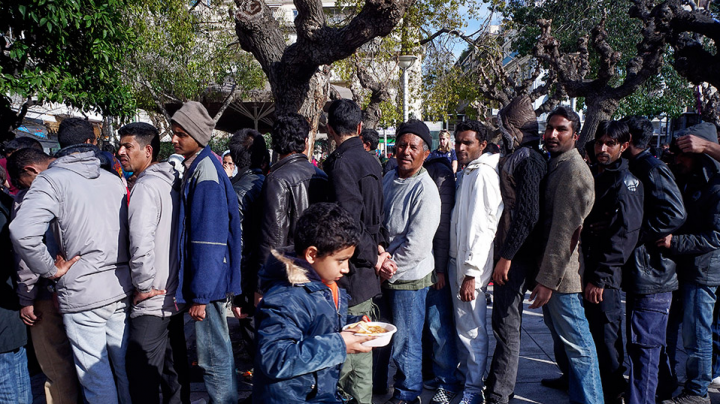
[577,96,618,154]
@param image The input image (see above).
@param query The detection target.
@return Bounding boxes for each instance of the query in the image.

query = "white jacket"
[449,152,504,289]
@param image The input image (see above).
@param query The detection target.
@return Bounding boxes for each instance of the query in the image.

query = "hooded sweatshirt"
[10,151,132,313]
[449,152,504,289]
[128,162,184,318]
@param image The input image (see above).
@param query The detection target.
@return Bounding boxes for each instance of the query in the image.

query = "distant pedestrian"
[428,130,457,173]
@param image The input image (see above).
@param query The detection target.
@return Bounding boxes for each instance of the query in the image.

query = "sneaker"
[458,391,484,404]
[660,391,711,404]
[540,376,569,391]
[709,376,720,388]
[430,387,457,404]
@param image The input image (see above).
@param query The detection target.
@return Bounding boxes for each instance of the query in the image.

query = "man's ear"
[356,121,363,137]
[478,140,488,152]
[24,165,41,176]
[146,144,153,159]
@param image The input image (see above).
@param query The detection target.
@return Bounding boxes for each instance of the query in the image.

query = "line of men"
[1,94,718,404]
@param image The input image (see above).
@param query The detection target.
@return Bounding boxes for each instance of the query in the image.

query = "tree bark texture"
[232,0,415,156]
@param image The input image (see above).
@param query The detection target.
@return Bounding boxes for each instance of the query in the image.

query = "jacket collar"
[271,153,308,172]
[596,157,627,174]
[334,136,363,154]
[549,147,580,171]
[185,146,212,175]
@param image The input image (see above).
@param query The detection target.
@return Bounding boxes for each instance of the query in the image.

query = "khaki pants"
[30,299,80,404]
[338,298,374,404]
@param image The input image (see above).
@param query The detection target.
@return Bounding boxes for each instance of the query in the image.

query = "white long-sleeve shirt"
[449,152,504,289]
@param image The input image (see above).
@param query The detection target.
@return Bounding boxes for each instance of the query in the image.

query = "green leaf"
[18,5,26,18]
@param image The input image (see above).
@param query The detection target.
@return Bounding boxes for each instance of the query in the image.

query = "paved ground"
[29,286,720,403]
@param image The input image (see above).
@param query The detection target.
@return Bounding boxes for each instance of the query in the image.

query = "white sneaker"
[709,376,720,389]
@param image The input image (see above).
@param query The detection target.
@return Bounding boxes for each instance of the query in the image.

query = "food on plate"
[345,322,387,335]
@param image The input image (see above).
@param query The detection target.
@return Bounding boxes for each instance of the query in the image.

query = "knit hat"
[396,119,432,149]
[171,101,214,147]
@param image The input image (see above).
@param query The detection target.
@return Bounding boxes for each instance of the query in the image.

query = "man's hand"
[656,234,672,249]
[231,305,248,319]
[340,329,375,354]
[254,292,263,307]
[378,258,397,281]
[51,255,81,280]
[677,134,709,154]
[189,303,207,321]
[20,305,40,326]
[584,284,604,304]
[376,251,391,271]
[433,273,446,290]
[529,284,553,309]
[460,276,476,302]
[133,288,166,306]
[492,258,511,286]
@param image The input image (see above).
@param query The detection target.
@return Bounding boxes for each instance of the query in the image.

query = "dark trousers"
[485,260,533,403]
[658,289,683,399]
[625,292,672,404]
[126,313,190,404]
[584,288,626,401]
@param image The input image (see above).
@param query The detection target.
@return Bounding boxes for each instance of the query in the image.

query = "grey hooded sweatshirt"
[128,162,184,318]
[10,151,132,313]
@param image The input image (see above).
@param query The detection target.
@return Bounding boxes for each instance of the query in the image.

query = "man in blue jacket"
[170,101,243,404]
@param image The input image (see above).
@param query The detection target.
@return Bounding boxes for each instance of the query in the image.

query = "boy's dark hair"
[547,106,581,134]
[4,137,43,154]
[596,120,630,144]
[229,128,265,171]
[118,122,160,161]
[360,128,379,150]
[454,120,489,142]
[7,148,51,189]
[58,118,95,148]
[328,99,362,136]
[622,116,654,149]
[294,203,361,258]
[272,113,308,155]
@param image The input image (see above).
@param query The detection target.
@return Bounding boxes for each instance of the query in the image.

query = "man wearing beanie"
[170,101,242,404]
[378,119,441,404]
[448,119,503,404]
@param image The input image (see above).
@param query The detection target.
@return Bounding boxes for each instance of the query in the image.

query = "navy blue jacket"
[253,252,350,404]
[176,146,242,304]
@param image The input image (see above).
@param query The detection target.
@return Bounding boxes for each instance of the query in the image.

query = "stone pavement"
[29,286,720,403]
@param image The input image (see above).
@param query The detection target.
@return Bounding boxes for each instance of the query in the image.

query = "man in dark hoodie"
[485,95,547,404]
[621,116,686,404]
[171,101,242,404]
[10,117,133,403]
[119,122,190,404]
[659,122,720,404]
[582,121,644,404]
[323,99,386,404]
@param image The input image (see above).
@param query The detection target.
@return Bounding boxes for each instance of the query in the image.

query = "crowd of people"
[1,96,719,404]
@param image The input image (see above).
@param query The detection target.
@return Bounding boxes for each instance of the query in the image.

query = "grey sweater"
[382,168,441,283]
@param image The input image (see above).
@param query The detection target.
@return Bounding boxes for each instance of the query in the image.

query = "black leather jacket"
[582,158,644,290]
[624,149,686,294]
[671,152,720,286]
[232,168,265,312]
[258,154,329,271]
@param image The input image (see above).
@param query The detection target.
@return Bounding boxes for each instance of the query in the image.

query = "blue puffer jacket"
[253,251,349,404]
[176,146,242,304]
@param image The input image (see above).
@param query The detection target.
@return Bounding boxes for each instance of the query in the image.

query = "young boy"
[253,203,376,404]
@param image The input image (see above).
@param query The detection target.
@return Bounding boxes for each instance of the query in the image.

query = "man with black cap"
[448,119,504,404]
[659,122,720,404]
[170,101,242,404]
[379,119,441,404]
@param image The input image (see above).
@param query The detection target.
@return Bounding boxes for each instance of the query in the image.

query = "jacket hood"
[498,95,540,153]
[674,122,720,180]
[466,151,501,173]
[259,249,322,293]
[424,153,453,171]
[138,162,180,190]
[49,151,101,179]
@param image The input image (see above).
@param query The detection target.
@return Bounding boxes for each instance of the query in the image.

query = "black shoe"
[540,376,569,391]
[660,391,710,404]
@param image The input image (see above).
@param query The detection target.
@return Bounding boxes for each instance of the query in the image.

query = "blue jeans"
[542,292,604,404]
[195,299,238,404]
[681,282,718,396]
[63,298,131,404]
[711,295,720,379]
[0,347,32,404]
[425,282,461,392]
[626,292,672,404]
[386,287,429,401]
